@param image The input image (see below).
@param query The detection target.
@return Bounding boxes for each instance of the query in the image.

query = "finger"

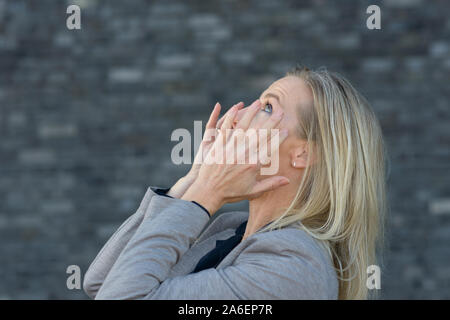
[260,109,284,131]
[235,99,261,130]
[216,101,243,128]
[258,128,289,164]
[251,176,290,195]
[216,102,244,129]
[247,126,288,160]
[249,112,284,159]
[220,105,238,131]
[267,127,289,146]
[202,103,221,143]
[205,102,222,130]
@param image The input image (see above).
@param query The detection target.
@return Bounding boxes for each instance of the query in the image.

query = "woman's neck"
[242,182,298,241]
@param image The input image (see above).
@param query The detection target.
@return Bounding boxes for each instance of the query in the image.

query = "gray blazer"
[83,187,338,299]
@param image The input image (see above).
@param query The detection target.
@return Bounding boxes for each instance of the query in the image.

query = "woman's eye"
[262,103,273,114]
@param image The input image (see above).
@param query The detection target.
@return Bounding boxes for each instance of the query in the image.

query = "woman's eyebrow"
[261,92,283,107]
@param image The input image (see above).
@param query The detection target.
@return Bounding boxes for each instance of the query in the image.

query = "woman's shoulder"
[218,211,328,258]
[248,224,334,268]
[219,211,338,293]
[220,215,338,299]
[208,211,338,299]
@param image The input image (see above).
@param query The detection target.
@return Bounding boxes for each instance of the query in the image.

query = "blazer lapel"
[168,211,249,278]
[168,211,302,278]
[193,211,249,247]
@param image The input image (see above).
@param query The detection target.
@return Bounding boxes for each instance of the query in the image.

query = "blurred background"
[0,0,449,299]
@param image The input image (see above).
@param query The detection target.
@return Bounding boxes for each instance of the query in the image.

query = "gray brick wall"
[0,0,449,299]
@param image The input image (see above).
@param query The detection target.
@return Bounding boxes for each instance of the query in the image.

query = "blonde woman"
[83,66,388,300]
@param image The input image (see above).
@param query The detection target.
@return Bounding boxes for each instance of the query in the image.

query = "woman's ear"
[290,142,315,168]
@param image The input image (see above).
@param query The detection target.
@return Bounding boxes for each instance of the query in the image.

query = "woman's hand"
[167,101,244,198]
[181,100,289,215]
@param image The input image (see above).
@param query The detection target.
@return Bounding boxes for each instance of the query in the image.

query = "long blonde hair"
[256,65,389,299]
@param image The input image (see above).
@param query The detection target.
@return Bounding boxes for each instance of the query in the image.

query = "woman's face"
[232,76,314,175]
